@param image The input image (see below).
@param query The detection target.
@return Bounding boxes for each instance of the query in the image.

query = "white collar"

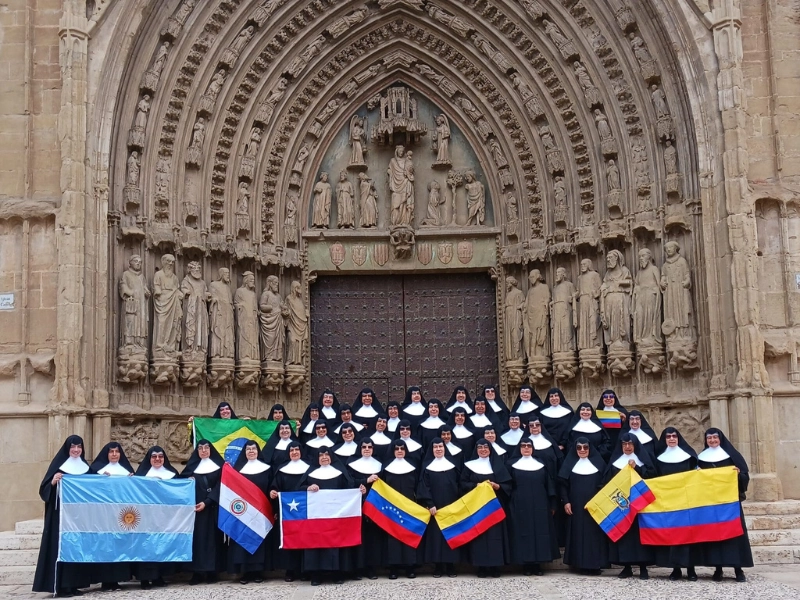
[501,429,523,445]
[309,465,342,480]
[629,428,653,444]
[321,406,338,419]
[530,433,552,450]
[240,459,270,474]
[306,436,334,448]
[275,438,292,450]
[335,421,363,433]
[193,457,221,474]
[515,400,537,414]
[398,437,421,452]
[487,399,503,413]
[491,442,506,455]
[385,458,416,474]
[426,457,456,472]
[512,456,545,472]
[601,406,619,412]
[464,457,494,475]
[573,419,601,433]
[470,414,492,427]
[349,456,383,475]
[453,424,473,439]
[370,431,392,445]
[612,453,643,469]
[355,405,378,418]
[658,446,692,464]
[448,401,473,414]
[541,405,571,418]
[97,462,130,476]
[445,442,462,455]
[697,446,730,463]
[387,417,401,431]
[145,466,175,479]
[280,459,310,475]
[335,441,358,457]
[572,457,599,475]
[60,457,90,475]
[302,419,317,433]
[404,403,425,416]
[421,416,446,429]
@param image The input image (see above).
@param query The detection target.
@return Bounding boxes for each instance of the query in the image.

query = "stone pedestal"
[208,358,234,389]
[552,351,578,381]
[607,342,634,377]
[505,359,526,387]
[285,364,306,392]
[579,348,605,379]
[261,360,284,391]
[637,341,666,374]
[235,359,260,389]
[527,356,552,384]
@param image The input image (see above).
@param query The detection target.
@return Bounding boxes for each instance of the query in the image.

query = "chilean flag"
[218,464,274,554]
[279,489,362,549]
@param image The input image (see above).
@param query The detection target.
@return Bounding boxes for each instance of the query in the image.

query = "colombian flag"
[638,468,743,545]
[597,409,623,429]
[435,482,506,549]
[363,479,430,548]
[585,466,655,541]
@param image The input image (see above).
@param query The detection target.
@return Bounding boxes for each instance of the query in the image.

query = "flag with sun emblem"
[58,475,195,562]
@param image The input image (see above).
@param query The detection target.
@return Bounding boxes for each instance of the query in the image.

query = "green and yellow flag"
[193,417,284,457]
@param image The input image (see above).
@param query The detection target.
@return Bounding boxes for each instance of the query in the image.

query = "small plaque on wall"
[0,293,14,310]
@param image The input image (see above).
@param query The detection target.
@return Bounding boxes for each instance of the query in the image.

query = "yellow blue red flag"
[363,479,430,548]
[585,465,655,542]
[435,481,506,549]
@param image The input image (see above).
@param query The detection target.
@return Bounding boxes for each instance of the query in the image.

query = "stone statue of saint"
[349,115,367,166]
[633,249,663,346]
[600,250,632,347]
[134,96,150,130]
[524,269,551,360]
[181,261,209,356]
[285,192,298,243]
[237,182,250,213]
[651,84,669,119]
[336,172,355,228]
[234,271,259,362]
[119,255,150,350]
[607,159,621,190]
[285,281,308,366]
[661,241,695,342]
[664,140,678,175]
[152,254,182,356]
[126,152,140,187]
[594,109,613,142]
[312,172,332,228]
[504,277,525,362]
[433,114,451,165]
[259,275,286,362]
[230,26,254,55]
[204,70,226,102]
[465,171,485,226]
[551,267,576,353]
[489,138,508,169]
[151,41,170,76]
[359,173,378,228]
[388,145,415,227]
[576,258,602,351]
[209,268,235,359]
[422,181,444,226]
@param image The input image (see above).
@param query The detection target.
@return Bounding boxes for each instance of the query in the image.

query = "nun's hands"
[188,416,194,423]
[269,490,279,499]
[359,485,367,495]
[367,474,379,484]
[564,503,573,515]
[308,484,320,492]
[52,473,63,485]
[128,473,134,477]
[103,472,112,476]
[195,502,206,512]
[620,413,627,422]
[489,481,500,491]
[733,466,740,473]
[628,459,637,467]
[429,507,437,516]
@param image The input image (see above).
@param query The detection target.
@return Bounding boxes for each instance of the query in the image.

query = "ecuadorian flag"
[597,409,623,429]
[435,481,506,549]
[363,479,430,548]
[585,465,655,541]
[638,468,743,545]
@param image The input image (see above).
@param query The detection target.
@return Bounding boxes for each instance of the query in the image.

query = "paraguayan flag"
[58,475,195,563]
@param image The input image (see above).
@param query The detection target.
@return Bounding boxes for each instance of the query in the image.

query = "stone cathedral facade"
[0,0,798,529]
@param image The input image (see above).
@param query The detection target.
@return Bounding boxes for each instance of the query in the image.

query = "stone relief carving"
[284,192,298,243]
[505,191,519,239]
[651,84,673,139]
[259,275,287,391]
[633,249,666,374]
[577,258,604,378]
[428,4,471,38]
[594,109,617,156]
[327,7,368,39]
[553,175,567,227]
[180,261,209,387]
[336,172,355,229]
[525,269,551,383]
[471,33,512,72]
[421,181,444,227]
[606,159,623,218]
[220,26,255,68]
[378,0,424,9]
[253,0,284,28]
[124,151,141,211]
[312,172,332,229]
[126,151,141,188]
[118,255,150,384]
[457,97,492,140]
[601,250,634,377]
[151,254,182,385]
[309,98,342,138]
[199,70,226,115]
[255,78,288,125]
[286,35,326,78]
[551,267,577,381]
[240,127,262,180]
[163,0,197,39]
[128,95,150,148]
[538,125,564,173]
[348,115,367,169]
[520,0,546,20]
[284,280,308,392]
[432,114,451,167]
[416,63,460,97]
[185,117,205,167]
[574,61,601,107]
[388,145,415,227]
[663,140,681,198]
[543,19,578,60]
[234,271,260,388]
[661,241,697,370]
[370,86,427,146]
[142,41,170,91]
[504,276,526,386]
[630,32,659,80]
[236,182,250,235]
[465,171,485,226]
[208,268,235,388]
[358,173,378,228]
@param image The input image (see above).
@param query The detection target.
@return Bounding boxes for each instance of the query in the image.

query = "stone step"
[752,545,800,564]
[746,514,800,530]
[0,533,41,551]
[749,528,800,547]
[0,565,35,586]
[13,520,43,536]
[0,549,38,567]
[743,500,800,516]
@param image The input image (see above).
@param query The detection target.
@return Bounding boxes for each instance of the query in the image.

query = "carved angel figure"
[349,115,367,167]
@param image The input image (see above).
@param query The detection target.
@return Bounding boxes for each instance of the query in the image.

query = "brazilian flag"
[193,418,287,464]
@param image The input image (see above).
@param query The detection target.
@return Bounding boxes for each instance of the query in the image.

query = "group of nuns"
[34,387,753,595]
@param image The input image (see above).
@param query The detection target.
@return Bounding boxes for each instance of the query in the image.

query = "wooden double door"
[310,273,499,405]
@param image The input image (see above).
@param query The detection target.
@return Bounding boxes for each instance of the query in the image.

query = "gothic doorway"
[310,273,499,404]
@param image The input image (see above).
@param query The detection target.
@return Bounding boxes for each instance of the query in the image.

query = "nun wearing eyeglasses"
[347,439,386,580]
[382,439,422,579]
[595,389,628,449]
[558,438,609,575]
[417,398,448,449]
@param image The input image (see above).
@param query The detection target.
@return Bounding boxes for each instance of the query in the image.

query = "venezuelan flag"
[435,482,506,549]
[363,479,430,548]
[585,466,655,541]
[639,468,743,545]
[597,409,623,429]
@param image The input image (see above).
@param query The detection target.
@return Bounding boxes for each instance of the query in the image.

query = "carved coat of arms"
[417,242,432,265]
[372,242,389,267]
[457,241,474,264]
[329,242,345,266]
[438,242,453,265]
[352,244,367,266]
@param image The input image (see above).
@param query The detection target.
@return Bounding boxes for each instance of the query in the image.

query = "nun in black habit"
[416,398,448,449]
[300,448,358,585]
[262,419,299,467]
[566,403,612,461]
[298,403,321,444]
[527,416,567,546]
[480,384,510,424]
[347,439,385,579]
[386,400,403,434]
[416,437,462,577]
[507,437,561,575]
[437,424,465,469]
[695,428,753,582]
[267,403,291,422]
[332,423,361,462]
[621,410,658,459]
[445,385,474,415]
[603,433,656,579]
[304,419,337,462]
[558,437,609,574]
[480,425,509,461]
[268,441,310,582]
[188,401,240,444]
[460,438,512,577]
[448,406,477,458]
[88,442,135,590]
[499,413,526,449]
[133,446,180,588]
[352,388,385,432]
[332,404,366,440]
[401,386,428,431]
[319,389,342,424]
[595,389,629,449]
[368,415,394,462]
[539,388,575,450]
[653,427,699,581]
[32,435,93,597]
[180,440,225,584]
[469,397,502,433]
[382,439,422,578]
[393,419,424,463]
[229,440,272,583]
[510,384,543,419]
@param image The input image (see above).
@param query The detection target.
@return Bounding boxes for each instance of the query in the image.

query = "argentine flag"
[58,475,195,563]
